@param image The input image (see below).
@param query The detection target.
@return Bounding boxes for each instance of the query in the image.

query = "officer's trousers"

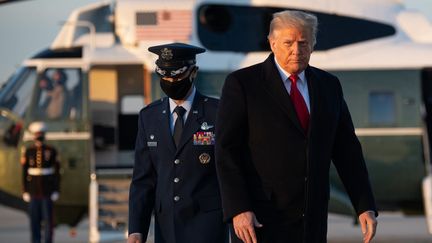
[29,198,53,243]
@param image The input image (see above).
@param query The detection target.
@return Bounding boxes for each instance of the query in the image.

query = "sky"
[0,0,432,84]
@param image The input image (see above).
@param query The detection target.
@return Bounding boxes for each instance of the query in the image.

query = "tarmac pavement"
[0,204,431,243]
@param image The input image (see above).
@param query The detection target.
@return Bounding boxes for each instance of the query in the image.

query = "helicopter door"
[89,65,146,168]
[117,65,145,153]
[89,68,118,167]
[421,67,432,234]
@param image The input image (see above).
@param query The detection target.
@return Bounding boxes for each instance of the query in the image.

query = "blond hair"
[268,10,318,48]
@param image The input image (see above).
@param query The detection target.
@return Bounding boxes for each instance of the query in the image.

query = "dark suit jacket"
[215,54,377,243]
[129,91,228,243]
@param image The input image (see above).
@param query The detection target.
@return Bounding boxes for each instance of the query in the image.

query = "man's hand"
[127,233,142,243]
[22,192,30,202]
[359,211,377,243]
[233,211,263,243]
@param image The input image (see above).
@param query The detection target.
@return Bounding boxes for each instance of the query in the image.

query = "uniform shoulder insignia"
[203,96,219,107]
[142,98,165,111]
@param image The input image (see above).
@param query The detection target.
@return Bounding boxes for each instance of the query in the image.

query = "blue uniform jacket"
[129,91,228,243]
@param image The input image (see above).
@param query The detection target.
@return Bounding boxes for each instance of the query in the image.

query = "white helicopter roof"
[47,0,432,71]
[194,0,432,70]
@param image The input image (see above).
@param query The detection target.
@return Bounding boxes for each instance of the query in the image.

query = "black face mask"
[35,135,45,142]
[160,73,194,100]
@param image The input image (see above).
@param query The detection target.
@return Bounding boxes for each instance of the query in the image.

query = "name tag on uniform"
[147,142,158,147]
[193,131,215,145]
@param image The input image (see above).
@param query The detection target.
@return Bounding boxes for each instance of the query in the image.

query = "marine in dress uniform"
[21,122,60,243]
[128,43,229,243]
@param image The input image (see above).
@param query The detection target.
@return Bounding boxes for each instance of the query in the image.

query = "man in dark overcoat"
[128,43,228,243]
[215,10,378,243]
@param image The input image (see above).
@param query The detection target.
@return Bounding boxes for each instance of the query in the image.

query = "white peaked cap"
[28,122,47,134]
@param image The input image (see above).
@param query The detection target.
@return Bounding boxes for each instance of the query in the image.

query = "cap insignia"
[161,48,173,60]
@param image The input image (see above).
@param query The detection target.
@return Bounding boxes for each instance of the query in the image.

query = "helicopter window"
[0,67,37,118]
[369,92,396,125]
[33,68,83,120]
[136,12,157,25]
[197,4,396,52]
[199,5,232,33]
[74,5,113,43]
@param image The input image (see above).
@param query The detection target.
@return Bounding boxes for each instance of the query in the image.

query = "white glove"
[22,192,30,202]
[50,191,59,201]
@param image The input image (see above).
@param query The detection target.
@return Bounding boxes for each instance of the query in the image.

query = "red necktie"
[289,75,310,132]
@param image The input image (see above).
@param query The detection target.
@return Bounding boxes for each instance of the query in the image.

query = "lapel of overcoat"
[157,98,177,154]
[261,54,306,136]
[175,92,205,155]
[305,66,318,138]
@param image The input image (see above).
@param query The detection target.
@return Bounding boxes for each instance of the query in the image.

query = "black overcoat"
[129,91,228,243]
[215,54,377,243]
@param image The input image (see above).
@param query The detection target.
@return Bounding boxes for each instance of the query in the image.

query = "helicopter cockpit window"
[0,67,37,118]
[0,67,36,146]
[33,68,82,120]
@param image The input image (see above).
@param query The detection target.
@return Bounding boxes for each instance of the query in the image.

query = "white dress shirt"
[274,57,310,113]
[169,86,196,134]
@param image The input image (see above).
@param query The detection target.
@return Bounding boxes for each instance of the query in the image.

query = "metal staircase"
[89,167,157,242]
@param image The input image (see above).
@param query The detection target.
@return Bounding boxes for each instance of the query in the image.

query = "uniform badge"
[193,131,215,145]
[150,135,155,140]
[199,153,211,164]
[200,122,214,131]
[147,142,157,147]
[161,48,173,60]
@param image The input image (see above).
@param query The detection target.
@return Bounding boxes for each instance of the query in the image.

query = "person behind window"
[45,69,68,119]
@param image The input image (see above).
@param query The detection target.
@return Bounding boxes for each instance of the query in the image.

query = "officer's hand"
[127,233,142,243]
[22,192,30,202]
[233,211,263,243]
[51,191,59,201]
[359,210,377,243]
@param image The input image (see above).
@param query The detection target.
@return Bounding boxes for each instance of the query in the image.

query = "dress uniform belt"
[27,167,55,176]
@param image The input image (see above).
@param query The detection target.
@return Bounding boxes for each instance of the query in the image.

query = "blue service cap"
[148,42,206,78]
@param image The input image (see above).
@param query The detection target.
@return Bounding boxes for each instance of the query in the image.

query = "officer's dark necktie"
[289,74,310,132]
[173,106,186,147]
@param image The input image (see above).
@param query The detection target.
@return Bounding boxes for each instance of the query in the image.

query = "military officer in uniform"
[21,121,60,243]
[128,43,229,243]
